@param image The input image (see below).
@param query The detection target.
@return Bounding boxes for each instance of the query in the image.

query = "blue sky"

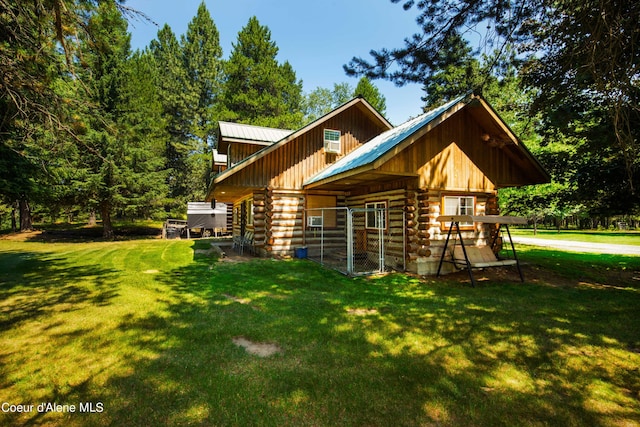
[125,0,425,125]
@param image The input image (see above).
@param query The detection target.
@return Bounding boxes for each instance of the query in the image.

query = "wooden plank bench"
[436,215,526,286]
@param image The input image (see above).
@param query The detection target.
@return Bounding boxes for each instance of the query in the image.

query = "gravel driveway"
[510,236,640,256]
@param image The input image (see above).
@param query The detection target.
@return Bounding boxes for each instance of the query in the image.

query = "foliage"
[354,77,387,115]
[303,82,354,123]
[68,2,168,237]
[218,16,304,129]
[0,0,66,230]
[303,78,388,124]
[346,0,640,216]
[149,2,223,208]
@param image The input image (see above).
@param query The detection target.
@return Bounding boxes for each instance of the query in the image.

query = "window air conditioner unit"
[307,216,323,227]
[323,129,341,154]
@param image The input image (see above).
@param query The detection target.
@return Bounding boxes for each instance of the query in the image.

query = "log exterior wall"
[345,188,407,268]
[264,189,305,256]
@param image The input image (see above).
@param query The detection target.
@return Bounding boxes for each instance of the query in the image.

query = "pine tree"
[115,50,168,220]
[180,2,223,202]
[76,2,168,237]
[354,77,386,116]
[150,2,223,208]
[219,16,303,129]
[150,24,190,208]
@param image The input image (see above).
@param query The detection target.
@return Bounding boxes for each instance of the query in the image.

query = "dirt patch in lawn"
[347,308,379,316]
[232,337,282,357]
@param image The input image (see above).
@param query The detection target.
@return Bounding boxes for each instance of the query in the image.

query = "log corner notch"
[253,190,267,250]
[406,190,433,261]
[405,190,416,261]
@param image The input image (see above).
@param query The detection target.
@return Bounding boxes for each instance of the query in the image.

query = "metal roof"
[218,121,293,144]
[187,202,227,214]
[304,94,469,186]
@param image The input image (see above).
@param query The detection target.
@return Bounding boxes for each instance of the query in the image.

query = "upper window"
[323,129,341,154]
[443,196,475,227]
[365,201,387,230]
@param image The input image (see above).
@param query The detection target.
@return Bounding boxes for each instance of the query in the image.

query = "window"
[246,199,253,225]
[323,129,341,154]
[443,195,475,227]
[365,201,387,230]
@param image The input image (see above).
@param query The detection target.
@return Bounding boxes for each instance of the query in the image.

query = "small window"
[324,129,341,154]
[246,199,253,225]
[365,201,387,230]
[443,196,475,227]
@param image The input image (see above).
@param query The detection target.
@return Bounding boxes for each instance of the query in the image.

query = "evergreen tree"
[182,2,223,146]
[150,2,223,208]
[115,50,168,220]
[219,16,304,129]
[150,24,190,208]
[180,2,223,203]
[76,2,167,237]
[354,77,387,116]
[0,0,65,230]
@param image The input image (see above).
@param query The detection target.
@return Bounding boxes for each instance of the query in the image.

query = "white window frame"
[307,216,323,227]
[443,195,475,228]
[323,129,341,154]
[246,198,253,225]
[365,201,387,230]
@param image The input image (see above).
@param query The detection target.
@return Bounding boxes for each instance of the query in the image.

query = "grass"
[511,228,640,246]
[0,236,639,426]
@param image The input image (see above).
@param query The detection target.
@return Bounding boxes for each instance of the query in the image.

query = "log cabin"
[206,93,549,275]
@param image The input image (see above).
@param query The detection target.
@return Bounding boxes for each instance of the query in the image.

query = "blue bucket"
[295,247,308,259]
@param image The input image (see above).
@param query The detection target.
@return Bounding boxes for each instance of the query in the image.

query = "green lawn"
[1,237,639,426]
[511,228,640,246]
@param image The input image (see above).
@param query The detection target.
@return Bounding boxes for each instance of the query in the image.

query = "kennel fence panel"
[303,207,405,275]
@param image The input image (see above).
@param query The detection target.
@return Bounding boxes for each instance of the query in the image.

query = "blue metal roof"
[304,94,469,186]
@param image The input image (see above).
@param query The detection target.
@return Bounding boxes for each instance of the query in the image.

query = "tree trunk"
[19,195,33,232]
[101,202,114,239]
[10,202,17,232]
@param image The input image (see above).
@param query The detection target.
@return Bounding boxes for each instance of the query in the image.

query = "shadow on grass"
[3,240,638,426]
[62,243,640,426]
[0,250,119,332]
[0,223,162,243]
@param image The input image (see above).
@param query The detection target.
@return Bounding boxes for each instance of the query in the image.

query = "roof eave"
[304,164,375,189]
[206,97,393,200]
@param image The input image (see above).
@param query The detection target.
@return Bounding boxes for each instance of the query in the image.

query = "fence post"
[321,209,324,265]
[346,208,354,274]
[378,209,385,273]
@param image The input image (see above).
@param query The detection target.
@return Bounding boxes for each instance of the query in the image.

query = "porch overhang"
[208,183,260,203]
[304,165,418,192]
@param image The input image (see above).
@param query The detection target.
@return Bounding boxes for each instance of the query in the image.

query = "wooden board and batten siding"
[377,108,539,191]
[217,106,388,197]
